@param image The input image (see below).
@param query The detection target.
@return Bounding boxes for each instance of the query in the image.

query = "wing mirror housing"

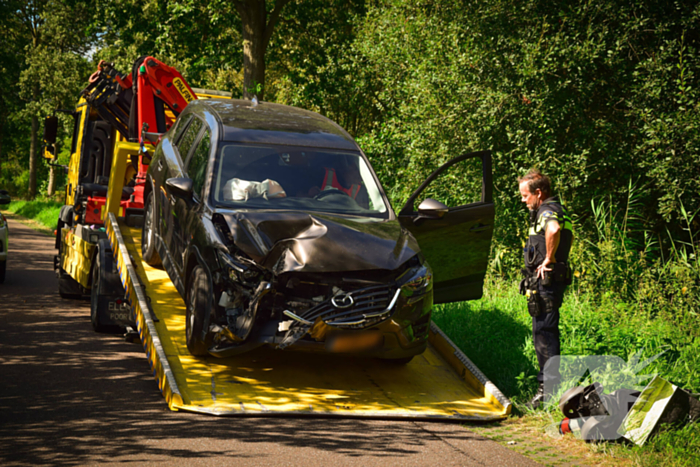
[42,116,59,160]
[43,116,58,145]
[143,132,164,144]
[165,177,194,201]
[417,198,449,218]
[411,198,449,226]
[0,190,10,205]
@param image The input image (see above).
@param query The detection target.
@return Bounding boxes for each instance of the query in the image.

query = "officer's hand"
[537,257,553,279]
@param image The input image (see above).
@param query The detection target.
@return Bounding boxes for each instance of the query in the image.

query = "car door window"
[176,117,203,162]
[411,156,484,211]
[186,127,211,198]
[399,151,494,304]
[172,114,193,145]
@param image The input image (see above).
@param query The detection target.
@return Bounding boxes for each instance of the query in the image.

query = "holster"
[541,262,572,286]
[521,273,542,317]
[521,270,557,317]
[527,290,542,317]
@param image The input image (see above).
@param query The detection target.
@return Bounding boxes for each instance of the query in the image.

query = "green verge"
[433,277,700,467]
[4,199,62,231]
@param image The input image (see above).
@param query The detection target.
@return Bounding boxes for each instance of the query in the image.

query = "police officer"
[518,170,573,409]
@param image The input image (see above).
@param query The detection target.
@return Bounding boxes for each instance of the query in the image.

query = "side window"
[176,117,203,162]
[187,127,211,198]
[413,156,484,211]
[70,111,81,155]
[172,114,193,145]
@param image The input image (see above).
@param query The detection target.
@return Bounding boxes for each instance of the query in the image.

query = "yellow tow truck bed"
[107,214,510,420]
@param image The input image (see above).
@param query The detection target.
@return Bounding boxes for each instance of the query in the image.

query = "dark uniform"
[522,197,573,388]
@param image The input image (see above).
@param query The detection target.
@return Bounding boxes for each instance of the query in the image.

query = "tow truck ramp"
[107,213,511,420]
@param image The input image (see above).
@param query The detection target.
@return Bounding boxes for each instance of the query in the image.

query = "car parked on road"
[143,98,495,360]
[0,189,11,283]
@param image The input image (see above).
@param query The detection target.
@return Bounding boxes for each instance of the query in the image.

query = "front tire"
[58,268,82,299]
[141,190,161,266]
[0,260,6,284]
[186,265,212,357]
[89,241,123,333]
[90,252,110,332]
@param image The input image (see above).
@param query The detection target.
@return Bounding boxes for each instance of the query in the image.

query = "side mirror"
[143,132,164,144]
[165,177,193,200]
[43,116,58,145]
[417,198,449,218]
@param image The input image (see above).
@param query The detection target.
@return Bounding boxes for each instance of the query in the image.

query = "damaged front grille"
[280,283,400,348]
[296,284,400,328]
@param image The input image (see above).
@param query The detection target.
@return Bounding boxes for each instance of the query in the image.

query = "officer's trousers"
[532,283,565,387]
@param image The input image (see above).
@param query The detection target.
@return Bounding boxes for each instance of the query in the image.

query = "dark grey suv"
[143,98,494,361]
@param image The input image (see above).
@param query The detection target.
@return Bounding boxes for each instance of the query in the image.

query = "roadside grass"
[4,199,62,231]
[433,277,700,467]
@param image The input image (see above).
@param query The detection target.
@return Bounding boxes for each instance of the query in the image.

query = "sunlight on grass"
[5,199,62,230]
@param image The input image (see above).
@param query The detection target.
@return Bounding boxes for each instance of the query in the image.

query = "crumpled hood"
[219,211,419,273]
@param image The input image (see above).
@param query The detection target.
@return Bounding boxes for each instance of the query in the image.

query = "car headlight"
[397,260,433,296]
[217,249,260,282]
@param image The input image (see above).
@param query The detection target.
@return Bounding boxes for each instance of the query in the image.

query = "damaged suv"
[143,98,494,361]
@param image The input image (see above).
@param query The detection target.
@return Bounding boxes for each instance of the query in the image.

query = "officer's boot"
[526,384,545,410]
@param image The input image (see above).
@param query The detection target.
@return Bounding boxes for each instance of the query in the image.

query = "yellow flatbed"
[107,213,511,420]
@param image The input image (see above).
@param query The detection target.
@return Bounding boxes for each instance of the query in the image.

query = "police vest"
[524,197,573,271]
[321,167,361,199]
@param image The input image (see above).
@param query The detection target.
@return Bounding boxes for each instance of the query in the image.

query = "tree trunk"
[0,132,3,182]
[47,147,56,197]
[235,0,291,101]
[29,113,38,199]
[240,3,267,100]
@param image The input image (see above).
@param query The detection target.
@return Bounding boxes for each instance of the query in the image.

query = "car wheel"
[141,190,162,266]
[90,253,110,332]
[0,260,6,284]
[58,268,82,299]
[186,265,212,357]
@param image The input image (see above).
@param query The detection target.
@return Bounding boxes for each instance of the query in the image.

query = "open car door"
[399,151,494,303]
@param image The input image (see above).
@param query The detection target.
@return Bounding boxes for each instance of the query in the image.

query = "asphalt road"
[0,215,539,467]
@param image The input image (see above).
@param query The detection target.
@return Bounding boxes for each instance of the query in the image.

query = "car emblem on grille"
[331,293,354,309]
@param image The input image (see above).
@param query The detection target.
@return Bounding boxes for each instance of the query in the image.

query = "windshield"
[212,143,389,217]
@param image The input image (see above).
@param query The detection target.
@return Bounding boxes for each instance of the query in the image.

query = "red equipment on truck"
[79,55,198,220]
[43,55,200,328]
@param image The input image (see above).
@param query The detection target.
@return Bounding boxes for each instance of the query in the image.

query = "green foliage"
[270,0,381,136]
[342,0,700,268]
[95,0,243,92]
[0,0,97,198]
[5,199,62,229]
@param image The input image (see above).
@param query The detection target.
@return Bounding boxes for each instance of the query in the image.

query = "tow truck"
[42,57,511,419]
